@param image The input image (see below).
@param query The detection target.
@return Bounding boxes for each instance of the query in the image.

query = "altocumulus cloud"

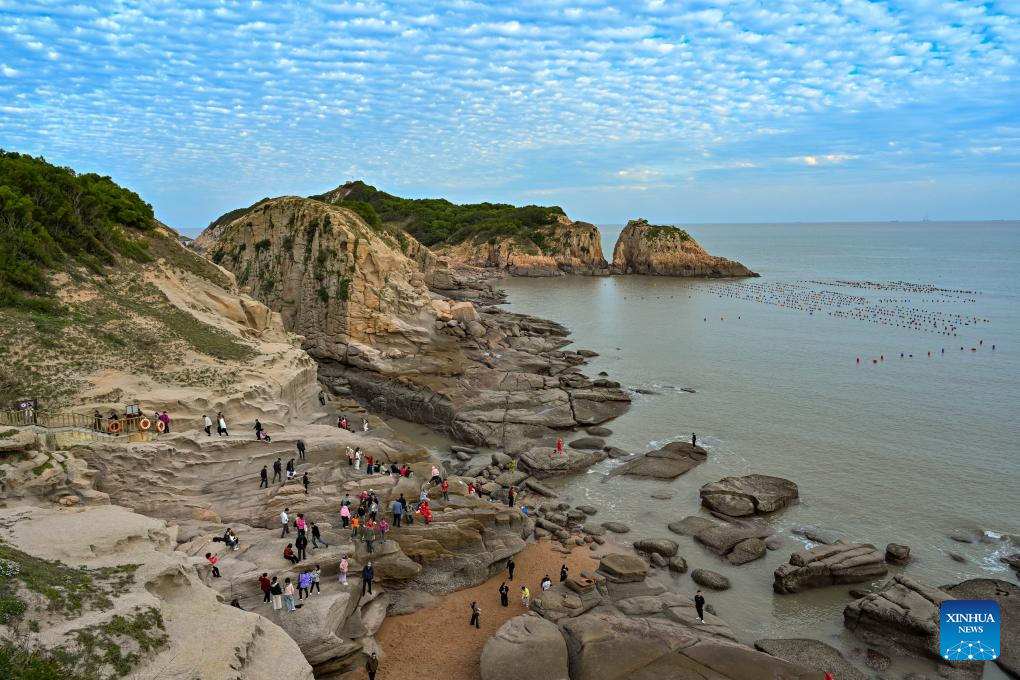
[0,0,1018,225]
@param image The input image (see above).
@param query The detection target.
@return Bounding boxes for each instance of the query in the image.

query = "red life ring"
[138,418,151,431]
[156,420,166,433]
[108,420,122,434]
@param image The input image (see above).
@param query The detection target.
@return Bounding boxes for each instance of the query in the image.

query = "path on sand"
[374,540,598,680]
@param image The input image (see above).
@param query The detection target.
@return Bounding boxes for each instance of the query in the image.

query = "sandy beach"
[373,540,598,680]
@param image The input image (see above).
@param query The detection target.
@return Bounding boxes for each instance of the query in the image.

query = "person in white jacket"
[280,508,290,537]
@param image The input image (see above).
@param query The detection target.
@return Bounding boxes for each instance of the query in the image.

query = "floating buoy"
[856,357,860,364]
[872,359,878,364]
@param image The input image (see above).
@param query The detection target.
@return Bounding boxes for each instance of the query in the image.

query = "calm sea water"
[500,221,1019,676]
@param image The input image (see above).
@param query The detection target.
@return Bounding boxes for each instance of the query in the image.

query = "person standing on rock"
[254,419,263,440]
[295,532,308,562]
[203,414,212,436]
[295,513,306,535]
[429,466,441,485]
[339,555,349,585]
[259,465,268,489]
[507,557,516,581]
[556,436,563,455]
[340,504,351,529]
[318,390,326,406]
[259,573,271,603]
[694,590,706,623]
[365,652,379,680]
[350,515,360,539]
[205,552,220,577]
[378,518,389,544]
[692,432,697,448]
[362,417,369,432]
[283,578,297,612]
[311,522,327,549]
[361,562,374,595]
[217,412,229,436]
[541,575,552,590]
[441,479,449,501]
[296,438,306,461]
[469,601,481,629]
[391,496,404,528]
[507,487,516,508]
[302,472,310,495]
[354,449,362,471]
[273,458,282,483]
[499,582,509,607]
[159,410,171,434]
[280,508,290,537]
[560,564,568,582]
[298,569,312,600]
[363,520,376,554]
[270,576,283,610]
[520,585,530,607]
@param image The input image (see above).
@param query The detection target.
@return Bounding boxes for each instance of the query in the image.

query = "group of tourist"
[337,414,369,433]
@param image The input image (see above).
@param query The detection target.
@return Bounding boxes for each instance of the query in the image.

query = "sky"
[1,0,1019,228]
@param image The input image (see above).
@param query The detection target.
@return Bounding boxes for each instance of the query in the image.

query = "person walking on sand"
[499,581,509,607]
[203,414,212,436]
[259,465,268,489]
[560,564,569,582]
[469,601,481,629]
[217,412,229,436]
[272,458,282,483]
[259,572,271,603]
[339,555,349,585]
[692,432,697,448]
[507,557,516,581]
[520,585,530,607]
[280,508,290,537]
[366,652,379,680]
[296,438,306,461]
[302,472,310,495]
[205,552,220,577]
[361,562,374,595]
[283,578,297,612]
[254,419,263,440]
[270,576,283,611]
[311,522,327,548]
[694,589,706,623]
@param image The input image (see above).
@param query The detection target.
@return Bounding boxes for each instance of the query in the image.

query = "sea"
[494,221,1019,677]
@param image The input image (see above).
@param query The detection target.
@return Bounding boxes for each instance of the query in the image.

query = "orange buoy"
[156,420,166,433]
[108,420,122,434]
[138,418,151,431]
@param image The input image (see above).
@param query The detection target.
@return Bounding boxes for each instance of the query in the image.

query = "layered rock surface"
[610,441,706,479]
[700,474,800,517]
[774,541,888,593]
[611,219,756,277]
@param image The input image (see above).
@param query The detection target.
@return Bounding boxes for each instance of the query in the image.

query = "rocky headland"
[611,218,757,277]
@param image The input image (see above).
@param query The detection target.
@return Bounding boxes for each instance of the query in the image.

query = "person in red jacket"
[441,479,450,501]
[205,552,220,577]
[259,572,271,603]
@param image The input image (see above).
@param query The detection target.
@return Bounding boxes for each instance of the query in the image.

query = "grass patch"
[641,223,691,242]
[30,458,52,476]
[144,230,231,288]
[0,430,17,440]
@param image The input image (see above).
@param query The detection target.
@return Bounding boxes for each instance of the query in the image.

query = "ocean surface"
[495,221,1019,677]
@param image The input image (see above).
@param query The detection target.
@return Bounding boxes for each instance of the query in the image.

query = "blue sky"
[1,0,1018,228]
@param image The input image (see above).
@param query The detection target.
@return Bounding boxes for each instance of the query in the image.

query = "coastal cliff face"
[436,216,610,276]
[611,219,757,277]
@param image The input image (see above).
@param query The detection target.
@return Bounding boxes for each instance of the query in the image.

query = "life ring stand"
[138,418,151,431]
[156,420,166,433]
[108,420,122,434]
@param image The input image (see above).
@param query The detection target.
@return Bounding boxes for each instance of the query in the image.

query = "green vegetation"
[143,230,231,289]
[0,151,154,310]
[339,200,384,231]
[0,640,68,680]
[642,224,691,242]
[0,429,17,440]
[312,181,565,247]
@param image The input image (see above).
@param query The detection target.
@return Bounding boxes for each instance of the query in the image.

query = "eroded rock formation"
[611,219,756,277]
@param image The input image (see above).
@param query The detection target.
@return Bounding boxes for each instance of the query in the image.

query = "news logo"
[940,600,1000,661]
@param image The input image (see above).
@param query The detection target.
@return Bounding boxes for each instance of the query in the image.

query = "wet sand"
[373,540,597,680]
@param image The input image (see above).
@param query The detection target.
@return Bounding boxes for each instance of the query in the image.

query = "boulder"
[727,538,767,565]
[584,426,612,437]
[885,543,911,564]
[600,521,631,534]
[843,576,982,678]
[668,516,717,536]
[667,555,689,573]
[519,446,607,478]
[700,475,799,517]
[633,538,679,558]
[774,541,888,594]
[792,525,842,545]
[480,614,569,680]
[597,553,648,583]
[691,568,731,590]
[582,523,606,537]
[576,504,598,516]
[754,639,867,680]
[610,441,706,479]
[943,579,1019,678]
[569,437,606,450]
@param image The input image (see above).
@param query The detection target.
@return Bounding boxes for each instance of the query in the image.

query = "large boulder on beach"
[480,614,569,680]
[559,610,815,680]
[519,446,607,477]
[691,568,731,590]
[943,579,1020,678]
[700,475,799,517]
[601,521,631,534]
[633,538,679,558]
[610,441,706,479]
[597,553,649,583]
[754,639,867,680]
[843,576,983,678]
[569,436,606,450]
[773,541,887,594]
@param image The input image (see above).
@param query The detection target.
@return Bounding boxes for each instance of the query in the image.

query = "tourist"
[366,652,379,680]
[351,515,360,539]
[467,482,474,496]
[224,528,239,550]
[203,414,212,436]
[363,520,376,554]
[560,564,568,582]
[259,572,271,603]
[283,578,297,612]
[296,438,306,461]
[692,432,697,448]
[205,552,220,577]
[346,447,354,466]
[354,449,362,471]
[311,522,327,548]
[311,565,321,594]
[262,431,272,443]
[217,412,229,436]
[520,585,530,607]
[254,419,263,440]
[361,562,374,595]
[469,601,481,629]
[339,555,349,585]
[556,436,563,454]
[280,508,290,537]
[391,496,404,527]
[499,582,509,607]
[302,472,310,495]
[541,575,552,590]
[286,458,295,477]
[362,417,369,432]
[340,504,351,529]
[272,458,282,483]
[378,518,389,544]
[441,478,449,501]
[270,576,283,610]
[365,453,374,474]
[507,557,515,581]
[296,513,306,534]
[507,486,516,508]
[694,590,706,623]
[369,496,379,521]
[298,569,312,600]
[295,533,308,561]
[318,390,327,406]
[159,410,171,434]
[429,466,441,485]
[283,544,299,565]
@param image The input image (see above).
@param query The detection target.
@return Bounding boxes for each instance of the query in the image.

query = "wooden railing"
[0,409,155,436]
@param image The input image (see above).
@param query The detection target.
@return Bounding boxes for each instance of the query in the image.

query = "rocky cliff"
[611,219,756,277]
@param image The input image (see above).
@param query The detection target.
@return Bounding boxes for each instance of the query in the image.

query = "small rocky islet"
[0,156,1014,680]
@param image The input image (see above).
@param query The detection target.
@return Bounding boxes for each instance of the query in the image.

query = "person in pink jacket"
[340,505,351,528]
